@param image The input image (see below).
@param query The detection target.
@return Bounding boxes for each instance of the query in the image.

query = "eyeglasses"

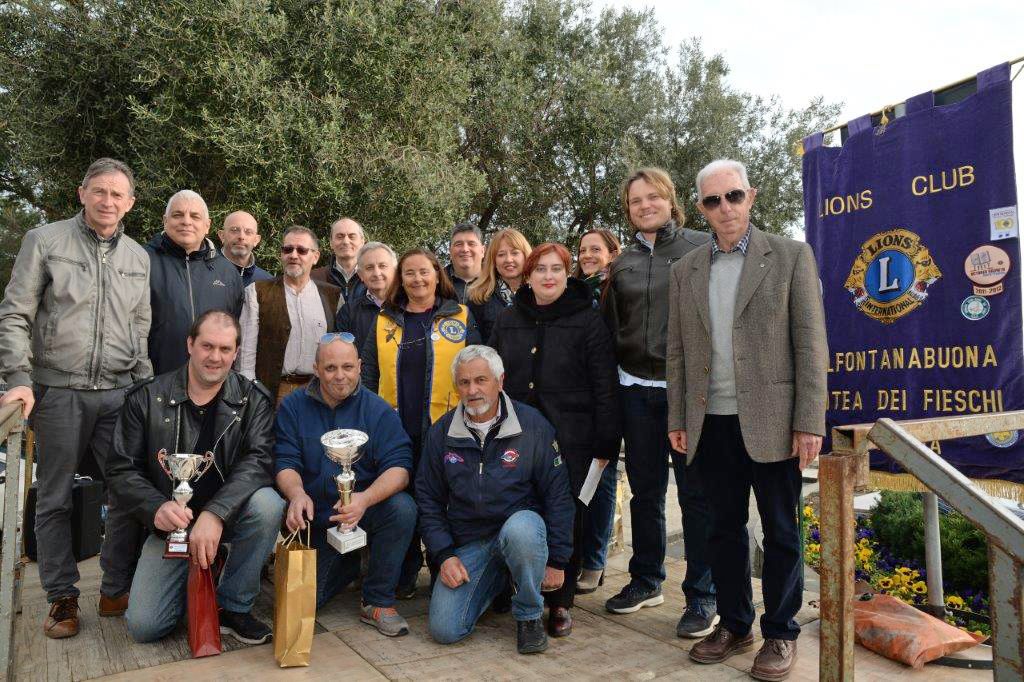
[281,244,316,255]
[225,227,257,236]
[700,189,747,210]
[319,332,356,346]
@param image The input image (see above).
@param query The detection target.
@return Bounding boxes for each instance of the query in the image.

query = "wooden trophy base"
[164,534,190,559]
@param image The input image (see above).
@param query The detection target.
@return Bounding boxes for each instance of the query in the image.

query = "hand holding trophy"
[320,429,369,554]
[156,449,216,559]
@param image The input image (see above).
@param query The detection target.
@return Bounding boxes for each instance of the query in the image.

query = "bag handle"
[281,525,312,548]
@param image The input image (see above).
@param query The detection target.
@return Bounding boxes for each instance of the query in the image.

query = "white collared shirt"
[238,279,327,378]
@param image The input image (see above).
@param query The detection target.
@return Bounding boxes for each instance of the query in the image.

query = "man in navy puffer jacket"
[417,345,574,655]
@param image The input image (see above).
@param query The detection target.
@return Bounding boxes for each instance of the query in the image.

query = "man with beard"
[105,310,284,645]
[218,211,273,287]
[238,225,341,405]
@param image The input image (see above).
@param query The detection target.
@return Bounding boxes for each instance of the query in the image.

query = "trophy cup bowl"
[156,450,215,559]
[321,429,369,554]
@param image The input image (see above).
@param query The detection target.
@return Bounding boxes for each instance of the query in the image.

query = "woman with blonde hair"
[467,228,532,341]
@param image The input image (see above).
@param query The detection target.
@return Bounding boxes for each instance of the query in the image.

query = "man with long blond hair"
[603,167,717,640]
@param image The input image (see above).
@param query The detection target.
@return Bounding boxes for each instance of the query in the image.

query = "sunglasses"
[319,332,356,345]
[281,244,316,255]
[700,189,747,210]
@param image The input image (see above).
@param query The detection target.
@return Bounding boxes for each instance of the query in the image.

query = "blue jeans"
[311,492,417,609]
[124,487,285,643]
[428,510,548,644]
[621,385,715,611]
[580,463,618,571]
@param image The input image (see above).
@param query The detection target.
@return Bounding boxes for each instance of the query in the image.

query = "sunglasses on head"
[281,244,315,255]
[319,332,356,345]
[700,189,747,210]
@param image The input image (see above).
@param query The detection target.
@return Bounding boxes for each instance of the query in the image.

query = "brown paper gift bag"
[273,527,317,667]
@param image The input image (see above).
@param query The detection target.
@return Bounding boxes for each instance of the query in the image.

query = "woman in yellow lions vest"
[361,247,481,596]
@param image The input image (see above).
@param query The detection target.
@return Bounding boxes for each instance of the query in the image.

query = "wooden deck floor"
[12,552,988,680]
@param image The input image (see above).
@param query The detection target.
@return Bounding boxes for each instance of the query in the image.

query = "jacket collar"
[513,277,592,320]
[447,392,522,442]
[166,365,249,408]
[222,248,257,274]
[150,232,218,262]
[632,220,678,252]
[689,223,772,331]
[75,210,123,246]
[382,295,463,325]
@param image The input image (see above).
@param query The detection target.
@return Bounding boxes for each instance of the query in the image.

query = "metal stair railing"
[819,410,1024,681]
[0,402,24,681]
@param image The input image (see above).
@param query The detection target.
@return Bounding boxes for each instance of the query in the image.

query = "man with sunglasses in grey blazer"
[667,159,828,681]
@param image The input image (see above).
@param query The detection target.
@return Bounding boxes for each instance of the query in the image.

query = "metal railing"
[819,410,1024,681]
[0,402,24,681]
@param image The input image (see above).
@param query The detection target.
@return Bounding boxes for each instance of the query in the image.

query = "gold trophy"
[320,429,369,554]
[156,449,215,559]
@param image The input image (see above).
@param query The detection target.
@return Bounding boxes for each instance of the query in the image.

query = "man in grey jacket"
[667,159,828,680]
[0,158,153,639]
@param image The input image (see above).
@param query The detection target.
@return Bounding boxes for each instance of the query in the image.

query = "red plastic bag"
[854,593,985,668]
[187,561,222,658]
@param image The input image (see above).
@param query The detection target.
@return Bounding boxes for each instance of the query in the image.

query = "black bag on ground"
[23,476,105,562]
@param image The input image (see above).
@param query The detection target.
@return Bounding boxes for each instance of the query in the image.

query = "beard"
[283,263,304,278]
[227,244,250,259]
[464,399,493,416]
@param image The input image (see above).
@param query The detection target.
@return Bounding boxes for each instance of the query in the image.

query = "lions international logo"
[438,318,467,343]
[844,228,942,324]
[986,431,1020,448]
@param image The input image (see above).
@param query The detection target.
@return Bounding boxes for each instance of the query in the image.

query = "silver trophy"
[156,449,216,559]
[321,429,369,554]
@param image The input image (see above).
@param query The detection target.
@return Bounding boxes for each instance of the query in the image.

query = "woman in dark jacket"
[467,228,531,342]
[571,228,622,593]
[489,242,620,638]
[362,247,481,596]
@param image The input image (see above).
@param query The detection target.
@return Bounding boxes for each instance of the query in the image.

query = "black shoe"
[219,609,272,645]
[491,580,513,614]
[395,582,417,600]
[676,605,720,638]
[604,582,664,614]
[517,618,548,654]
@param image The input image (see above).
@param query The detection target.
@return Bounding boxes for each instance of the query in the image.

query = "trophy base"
[164,529,189,559]
[164,540,189,559]
[327,525,366,554]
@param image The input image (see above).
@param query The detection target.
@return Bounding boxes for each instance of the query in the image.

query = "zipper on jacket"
[184,402,233,483]
[88,243,105,388]
[185,258,197,321]
[643,248,653,377]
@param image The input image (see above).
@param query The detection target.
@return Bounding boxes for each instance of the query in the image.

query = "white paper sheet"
[578,459,608,506]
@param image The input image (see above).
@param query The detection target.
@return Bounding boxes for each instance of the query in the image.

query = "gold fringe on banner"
[869,471,1024,504]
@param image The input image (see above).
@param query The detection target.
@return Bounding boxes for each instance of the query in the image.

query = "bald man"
[218,211,273,287]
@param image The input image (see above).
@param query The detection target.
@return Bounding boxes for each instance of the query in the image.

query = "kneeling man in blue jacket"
[273,332,417,637]
[417,344,574,654]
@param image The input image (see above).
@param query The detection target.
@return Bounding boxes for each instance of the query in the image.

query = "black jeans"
[694,414,803,640]
[543,499,586,609]
[621,384,715,610]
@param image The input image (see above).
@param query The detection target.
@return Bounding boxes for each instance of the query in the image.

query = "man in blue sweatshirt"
[273,333,416,637]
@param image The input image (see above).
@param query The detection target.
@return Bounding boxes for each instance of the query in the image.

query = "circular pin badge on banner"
[431,332,441,342]
[964,245,1011,286]
[960,295,991,321]
[986,431,1020,448]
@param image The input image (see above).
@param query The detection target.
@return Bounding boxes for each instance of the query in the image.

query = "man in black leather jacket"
[602,167,718,639]
[106,310,284,645]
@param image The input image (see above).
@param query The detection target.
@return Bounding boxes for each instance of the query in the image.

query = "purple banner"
[802,63,1023,482]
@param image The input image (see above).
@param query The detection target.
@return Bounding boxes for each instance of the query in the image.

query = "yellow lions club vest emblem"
[844,228,942,325]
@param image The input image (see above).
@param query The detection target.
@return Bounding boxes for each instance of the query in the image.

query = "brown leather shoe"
[750,638,797,681]
[547,606,573,637]
[98,592,129,617]
[43,596,79,639]
[689,624,754,664]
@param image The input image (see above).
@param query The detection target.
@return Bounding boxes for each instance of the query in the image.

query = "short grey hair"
[331,217,365,240]
[451,344,504,382]
[449,222,483,244]
[81,158,135,195]
[695,159,751,199]
[282,224,320,248]
[357,241,398,267]
[164,189,209,219]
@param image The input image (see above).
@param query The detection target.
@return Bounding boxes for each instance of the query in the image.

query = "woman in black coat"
[488,242,621,639]
[467,228,532,341]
